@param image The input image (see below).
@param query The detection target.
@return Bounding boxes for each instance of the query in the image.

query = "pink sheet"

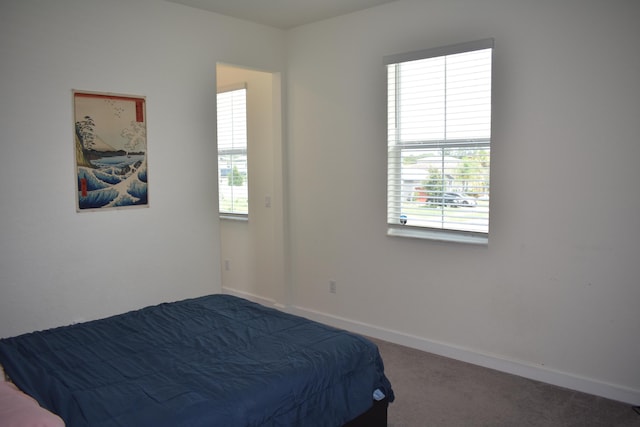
[0,380,65,427]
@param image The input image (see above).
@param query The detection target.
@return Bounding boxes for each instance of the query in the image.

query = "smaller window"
[217,85,248,217]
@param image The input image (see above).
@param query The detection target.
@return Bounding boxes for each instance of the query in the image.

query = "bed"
[0,294,393,427]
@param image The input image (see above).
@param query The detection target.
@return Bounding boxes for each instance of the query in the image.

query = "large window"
[217,85,248,216]
[386,39,493,243]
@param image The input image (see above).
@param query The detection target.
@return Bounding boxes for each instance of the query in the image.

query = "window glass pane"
[398,57,445,142]
[391,146,489,233]
[445,50,492,139]
[217,88,248,215]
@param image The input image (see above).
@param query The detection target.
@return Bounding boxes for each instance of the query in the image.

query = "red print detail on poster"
[81,178,87,197]
[136,100,144,122]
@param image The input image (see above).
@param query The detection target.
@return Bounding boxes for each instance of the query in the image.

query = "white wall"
[285,0,640,403]
[0,0,285,337]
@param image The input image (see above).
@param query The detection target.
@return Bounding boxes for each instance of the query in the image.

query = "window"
[217,85,248,217]
[385,39,493,244]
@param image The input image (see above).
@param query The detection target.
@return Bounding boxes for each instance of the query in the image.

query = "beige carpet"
[370,338,639,427]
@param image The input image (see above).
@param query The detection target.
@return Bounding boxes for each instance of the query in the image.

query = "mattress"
[0,294,393,427]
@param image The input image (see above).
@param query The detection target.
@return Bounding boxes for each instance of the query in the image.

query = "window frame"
[385,39,494,245]
[217,84,249,219]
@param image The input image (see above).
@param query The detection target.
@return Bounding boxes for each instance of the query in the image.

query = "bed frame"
[344,397,389,427]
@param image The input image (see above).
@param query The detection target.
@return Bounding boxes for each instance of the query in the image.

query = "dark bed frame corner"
[343,397,389,427]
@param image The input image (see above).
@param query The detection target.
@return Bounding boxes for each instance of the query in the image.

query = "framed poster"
[73,90,148,211]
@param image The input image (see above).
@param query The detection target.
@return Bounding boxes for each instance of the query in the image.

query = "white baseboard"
[289,305,640,406]
[221,287,284,310]
[221,287,640,406]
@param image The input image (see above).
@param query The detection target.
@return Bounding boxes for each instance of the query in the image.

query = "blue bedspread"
[0,294,393,427]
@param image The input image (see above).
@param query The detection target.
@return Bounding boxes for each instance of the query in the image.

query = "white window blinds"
[386,39,493,242]
[217,86,248,216]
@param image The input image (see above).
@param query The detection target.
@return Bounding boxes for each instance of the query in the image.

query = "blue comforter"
[0,294,393,427]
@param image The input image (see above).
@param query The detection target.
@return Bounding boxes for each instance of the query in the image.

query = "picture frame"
[73,90,148,211]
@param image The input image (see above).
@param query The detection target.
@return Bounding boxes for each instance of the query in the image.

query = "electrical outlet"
[224,260,231,271]
[329,280,337,294]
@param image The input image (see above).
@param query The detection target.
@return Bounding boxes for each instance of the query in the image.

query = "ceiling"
[165,0,397,30]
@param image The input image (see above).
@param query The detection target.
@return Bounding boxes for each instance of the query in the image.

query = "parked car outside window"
[429,192,477,207]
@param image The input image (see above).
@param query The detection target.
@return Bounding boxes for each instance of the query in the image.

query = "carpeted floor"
[370,338,639,427]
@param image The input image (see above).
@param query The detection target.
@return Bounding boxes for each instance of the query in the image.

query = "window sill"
[387,226,488,245]
[220,214,248,222]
